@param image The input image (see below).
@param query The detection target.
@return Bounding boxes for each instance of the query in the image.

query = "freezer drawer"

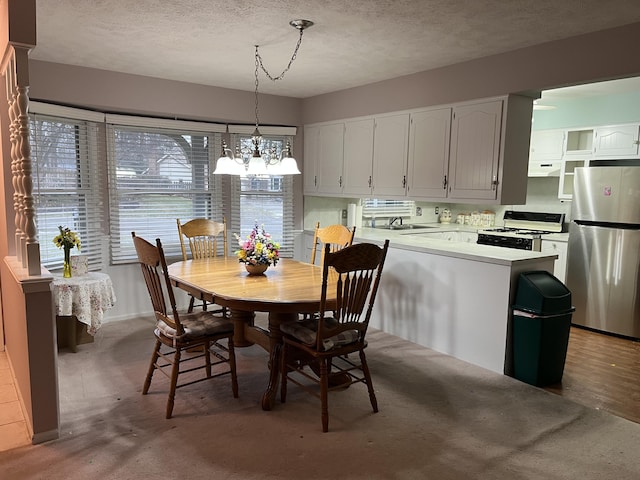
[566,223,640,338]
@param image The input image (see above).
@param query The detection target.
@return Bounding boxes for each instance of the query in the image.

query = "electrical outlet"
[416,206,422,216]
[342,209,347,219]
[435,206,439,215]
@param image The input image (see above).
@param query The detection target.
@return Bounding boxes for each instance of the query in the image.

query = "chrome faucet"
[389,216,403,227]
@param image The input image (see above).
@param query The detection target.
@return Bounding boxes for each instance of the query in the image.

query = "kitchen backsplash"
[303,176,572,230]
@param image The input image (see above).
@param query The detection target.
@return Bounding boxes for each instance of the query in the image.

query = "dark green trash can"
[512,271,575,387]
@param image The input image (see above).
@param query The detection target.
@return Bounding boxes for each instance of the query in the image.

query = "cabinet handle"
[492,175,498,191]
[314,175,317,187]
[402,175,406,188]
[368,175,372,188]
[339,175,342,187]
[443,175,448,190]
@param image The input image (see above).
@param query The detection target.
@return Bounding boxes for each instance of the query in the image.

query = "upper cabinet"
[564,128,594,156]
[304,122,345,195]
[528,129,564,177]
[371,113,410,198]
[303,94,533,205]
[406,107,451,199]
[453,96,533,204]
[303,124,320,193]
[342,118,375,196]
[448,100,503,201]
[593,124,640,158]
[529,129,565,160]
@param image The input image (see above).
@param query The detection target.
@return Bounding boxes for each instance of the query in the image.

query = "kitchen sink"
[372,224,437,231]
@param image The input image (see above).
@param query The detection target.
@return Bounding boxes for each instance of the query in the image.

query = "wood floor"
[543,326,640,424]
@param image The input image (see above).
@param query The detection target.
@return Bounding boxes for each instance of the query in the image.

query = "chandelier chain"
[254,49,260,128]
[254,28,305,128]
[255,27,305,82]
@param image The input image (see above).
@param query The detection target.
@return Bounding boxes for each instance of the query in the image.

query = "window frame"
[28,103,298,268]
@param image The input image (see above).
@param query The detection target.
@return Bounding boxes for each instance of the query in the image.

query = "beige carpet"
[1,316,638,480]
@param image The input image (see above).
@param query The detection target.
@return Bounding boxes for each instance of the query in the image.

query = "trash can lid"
[512,271,573,315]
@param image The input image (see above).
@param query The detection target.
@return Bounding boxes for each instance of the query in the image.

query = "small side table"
[52,272,117,352]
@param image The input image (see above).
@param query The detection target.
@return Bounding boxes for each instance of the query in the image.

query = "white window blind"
[227,135,295,258]
[362,199,415,219]
[107,124,222,263]
[30,113,106,271]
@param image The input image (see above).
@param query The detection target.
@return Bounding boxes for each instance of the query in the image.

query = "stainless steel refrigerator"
[566,166,640,339]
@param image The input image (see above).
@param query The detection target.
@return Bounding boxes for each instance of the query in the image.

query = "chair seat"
[281,317,359,351]
[156,311,234,341]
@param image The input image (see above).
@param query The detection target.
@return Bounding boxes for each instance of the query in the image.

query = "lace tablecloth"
[52,272,117,335]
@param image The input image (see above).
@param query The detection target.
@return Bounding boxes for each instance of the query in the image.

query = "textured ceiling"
[32,0,640,99]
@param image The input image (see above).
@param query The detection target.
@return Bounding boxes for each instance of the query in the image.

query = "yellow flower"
[53,226,81,251]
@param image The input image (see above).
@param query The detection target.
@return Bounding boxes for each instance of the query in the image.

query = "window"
[362,199,415,223]
[28,103,296,268]
[228,135,295,258]
[30,110,105,271]
[107,121,223,263]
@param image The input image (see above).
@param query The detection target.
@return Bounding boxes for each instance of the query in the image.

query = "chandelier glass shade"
[214,19,312,176]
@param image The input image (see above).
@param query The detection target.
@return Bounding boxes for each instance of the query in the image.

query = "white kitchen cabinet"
[342,118,375,196]
[303,94,532,204]
[558,157,590,199]
[541,238,568,283]
[448,100,503,201]
[303,124,320,193]
[372,113,410,198]
[529,129,565,160]
[457,231,478,243]
[448,95,532,203]
[564,128,594,157]
[407,107,452,199]
[528,129,564,177]
[593,124,640,158]
[313,122,345,195]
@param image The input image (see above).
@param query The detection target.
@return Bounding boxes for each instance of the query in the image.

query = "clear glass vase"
[63,247,72,278]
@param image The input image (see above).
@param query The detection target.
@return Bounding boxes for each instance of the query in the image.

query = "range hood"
[528,160,561,177]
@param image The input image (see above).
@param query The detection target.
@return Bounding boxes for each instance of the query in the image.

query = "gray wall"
[301,22,640,124]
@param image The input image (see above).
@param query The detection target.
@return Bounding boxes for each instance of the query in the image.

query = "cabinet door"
[564,128,594,156]
[558,158,589,200]
[407,108,451,199]
[316,123,345,195]
[529,129,564,160]
[541,240,567,283]
[594,124,640,158]
[343,118,374,196]
[303,125,320,194]
[448,100,502,200]
[372,113,410,198]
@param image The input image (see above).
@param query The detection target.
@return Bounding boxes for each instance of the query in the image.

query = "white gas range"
[476,211,565,251]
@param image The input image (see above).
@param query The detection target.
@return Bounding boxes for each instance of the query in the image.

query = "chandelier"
[214,19,313,176]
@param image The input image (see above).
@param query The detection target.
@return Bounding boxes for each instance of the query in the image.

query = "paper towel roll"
[355,205,363,228]
[347,203,357,228]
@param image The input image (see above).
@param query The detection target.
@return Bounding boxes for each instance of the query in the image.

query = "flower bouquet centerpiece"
[234,223,280,275]
[53,225,81,278]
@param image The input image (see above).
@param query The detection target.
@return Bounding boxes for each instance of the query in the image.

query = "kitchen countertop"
[328,224,560,266]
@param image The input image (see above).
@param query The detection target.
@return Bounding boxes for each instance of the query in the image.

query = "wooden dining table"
[167,256,336,410]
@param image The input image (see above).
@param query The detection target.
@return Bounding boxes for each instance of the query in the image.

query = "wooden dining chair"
[177,217,227,314]
[132,232,238,419]
[310,222,356,265]
[280,240,390,432]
